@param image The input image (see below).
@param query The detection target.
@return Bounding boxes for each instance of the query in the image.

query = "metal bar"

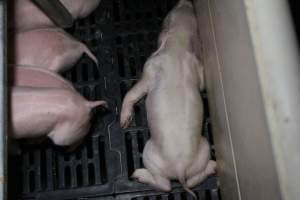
[31,0,73,28]
[244,0,300,199]
[0,0,6,199]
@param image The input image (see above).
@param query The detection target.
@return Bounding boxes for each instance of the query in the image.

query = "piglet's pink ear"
[86,100,108,109]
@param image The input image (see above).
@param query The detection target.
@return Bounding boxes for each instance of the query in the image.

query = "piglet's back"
[11,28,98,73]
[10,66,75,90]
[10,87,105,146]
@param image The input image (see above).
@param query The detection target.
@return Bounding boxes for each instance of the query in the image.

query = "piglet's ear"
[86,100,108,109]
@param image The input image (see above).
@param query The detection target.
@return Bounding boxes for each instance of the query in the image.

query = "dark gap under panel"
[125,133,134,177]
[99,136,108,183]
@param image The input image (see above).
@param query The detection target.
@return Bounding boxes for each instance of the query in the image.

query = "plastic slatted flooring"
[8,0,220,199]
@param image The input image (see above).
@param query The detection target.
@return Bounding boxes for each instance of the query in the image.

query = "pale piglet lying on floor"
[10,66,106,148]
[120,0,216,197]
[9,0,101,31]
[11,28,98,73]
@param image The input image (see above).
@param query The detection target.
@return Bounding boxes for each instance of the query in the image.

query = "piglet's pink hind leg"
[187,160,216,188]
[132,168,171,192]
[186,138,217,188]
[132,140,171,192]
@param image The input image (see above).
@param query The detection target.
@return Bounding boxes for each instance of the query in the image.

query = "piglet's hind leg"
[187,160,216,188]
[186,138,216,188]
[132,168,171,192]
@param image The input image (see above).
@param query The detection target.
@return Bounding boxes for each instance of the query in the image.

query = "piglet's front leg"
[120,60,157,128]
[120,78,148,129]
